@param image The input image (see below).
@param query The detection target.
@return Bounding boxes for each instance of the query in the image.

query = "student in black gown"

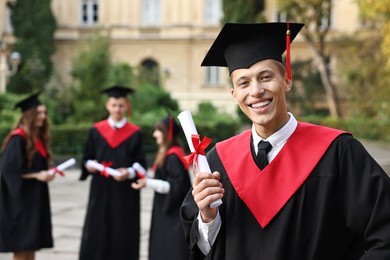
[78,86,147,260]
[180,22,390,259]
[0,93,54,260]
[132,115,191,260]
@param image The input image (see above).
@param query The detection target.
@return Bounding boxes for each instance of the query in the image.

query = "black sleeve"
[161,154,191,213]
[1,136,26,197]
[338,137,390,259]
[80,128,96,180]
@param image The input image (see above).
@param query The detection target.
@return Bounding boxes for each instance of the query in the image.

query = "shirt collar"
[108,117,127,129]
[252,112,298,154]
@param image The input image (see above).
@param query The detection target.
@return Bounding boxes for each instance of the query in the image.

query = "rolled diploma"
[132,162,147,178]
[177,110,222,208]
[85,160,122,177]
[49,158,76,175]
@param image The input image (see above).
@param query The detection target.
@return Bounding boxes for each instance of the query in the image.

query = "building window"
[319,0,333,30]
[4,6,13,33]
[139,58,160,87]
[81,0,98,25]
[204,0,223,25]
[205,67,221,86]
[142,0,161,26]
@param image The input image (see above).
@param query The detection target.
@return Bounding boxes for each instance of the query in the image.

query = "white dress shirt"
[108,116,127,129]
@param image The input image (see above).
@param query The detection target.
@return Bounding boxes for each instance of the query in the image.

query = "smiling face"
[105,97,128,122]
[231,59,292,138]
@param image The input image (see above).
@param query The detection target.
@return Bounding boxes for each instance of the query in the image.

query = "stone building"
[1,0,362,114]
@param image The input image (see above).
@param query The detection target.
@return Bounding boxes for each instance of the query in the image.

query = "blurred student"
[79,86,147,260]
[0,92,54,260]
[132,115,191,260]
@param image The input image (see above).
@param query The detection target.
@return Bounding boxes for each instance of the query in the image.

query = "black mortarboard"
[14,92,42,112]
[201,22,304,76]
[101,85,135,98]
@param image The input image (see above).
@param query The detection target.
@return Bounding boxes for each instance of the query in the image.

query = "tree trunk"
[304,37,341,118]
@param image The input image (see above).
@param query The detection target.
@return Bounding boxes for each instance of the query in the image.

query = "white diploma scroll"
[177,110,222,208]
[49,158,76,175]
[132,162,147,178]
[85,160,122,177]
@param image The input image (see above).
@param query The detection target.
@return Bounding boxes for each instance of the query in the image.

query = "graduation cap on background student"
[101,85,135,117]
[201,22,304,79]
[100,85,135,98]
[14,92,42,112]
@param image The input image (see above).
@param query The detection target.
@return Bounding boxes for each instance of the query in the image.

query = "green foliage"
[107,63,135,87]
[132,84,179,117]
[334,32,390,121]
[302,115,390,142]
[193,102,240,147]
[0,93,22,126]
[7,0,56,93]
[288,60,327,116]
[68,31,112,123]
[222,0,266,23]
[136,66,161,88]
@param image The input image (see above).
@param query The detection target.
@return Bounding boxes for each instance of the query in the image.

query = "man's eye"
[238,81,249,87]
[261,75,272,81]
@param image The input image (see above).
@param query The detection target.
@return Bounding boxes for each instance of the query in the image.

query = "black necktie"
[257,140,272,170]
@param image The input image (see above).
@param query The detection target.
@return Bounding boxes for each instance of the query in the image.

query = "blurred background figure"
[0,92,54,260]
[132,115,191,260]
[79,86,147,260]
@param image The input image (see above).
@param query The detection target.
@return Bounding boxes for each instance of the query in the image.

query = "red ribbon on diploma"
[183,134,212,167]
[100,161,113,178]
[50,167,65,176]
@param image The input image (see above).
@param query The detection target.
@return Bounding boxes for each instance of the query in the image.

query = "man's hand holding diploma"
[177,110,224,222]
[192,171,224,223]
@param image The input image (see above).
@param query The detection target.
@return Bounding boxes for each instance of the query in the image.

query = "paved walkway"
[0,139,389,260]
[0,171,154,260]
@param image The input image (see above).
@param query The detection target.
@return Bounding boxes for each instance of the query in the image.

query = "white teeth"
[252,100,271,108]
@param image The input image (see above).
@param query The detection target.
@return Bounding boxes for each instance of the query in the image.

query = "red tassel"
[168,116,173,142]
[126,100,132,118]
[286,22,292,81]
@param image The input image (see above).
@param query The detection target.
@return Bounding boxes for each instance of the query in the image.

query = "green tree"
[7,0,56,93]
[358,0,390,69]
[335,0,390,121]
[222,0,266,23]
[69,31,112,123]
[278,0,342,118]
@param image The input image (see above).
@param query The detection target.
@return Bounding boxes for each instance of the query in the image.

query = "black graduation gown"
[0,135,53,252]
[79,121,147,260]
[181,129,390,259]
[149,150,191,260]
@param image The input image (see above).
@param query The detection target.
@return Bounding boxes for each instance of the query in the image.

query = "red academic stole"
[166,146,189,170]
[94,120,140,149]
[10,128,48,158]
[216,122,347,228]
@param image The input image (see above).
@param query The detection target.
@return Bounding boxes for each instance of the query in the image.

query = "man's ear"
[231,87,238,104]
[284,77,292,92]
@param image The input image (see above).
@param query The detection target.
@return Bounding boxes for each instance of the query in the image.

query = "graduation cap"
[14,92,42,112]
[201,22,304,79]
[101,85,135,98]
